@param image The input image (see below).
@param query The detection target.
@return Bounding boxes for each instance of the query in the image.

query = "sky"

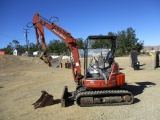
[0,0,160,49]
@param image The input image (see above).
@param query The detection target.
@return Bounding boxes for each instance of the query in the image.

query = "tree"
[12,40,19,48]
[108,32,115,36]
[91,34,111,49]
[116,27,144,56]
[2,45,13,54]
[2,42,14,54]
[0,27,144,56]
[47,39,68,55]
[18,45,26,54]
[75,38,84,49]
[28,42,40,53]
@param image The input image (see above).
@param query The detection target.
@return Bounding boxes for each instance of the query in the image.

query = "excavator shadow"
[0,86,4,88]
[140,63,146,66]
[53,99,61,104]
[119,68,124,70]
[53,99,74,107]
[121,81,156,104]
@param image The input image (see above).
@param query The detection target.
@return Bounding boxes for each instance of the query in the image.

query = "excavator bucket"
[32,91,54,109]
[48,55,63,67]
[39,51,50,64]
[39,51,63,67]
[61,86,74,107]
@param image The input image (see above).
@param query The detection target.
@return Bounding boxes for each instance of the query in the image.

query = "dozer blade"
[32,90,54,109]
[61,86,74,107]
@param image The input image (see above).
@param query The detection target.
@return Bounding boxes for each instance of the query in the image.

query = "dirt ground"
[0,55,160,120]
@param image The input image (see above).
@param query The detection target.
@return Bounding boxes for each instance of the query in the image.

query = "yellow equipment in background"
[149,52,154,58]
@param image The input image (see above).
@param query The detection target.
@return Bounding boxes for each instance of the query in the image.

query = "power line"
[0,33,23,40]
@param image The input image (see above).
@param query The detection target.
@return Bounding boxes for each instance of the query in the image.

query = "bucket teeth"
[32,90,54,109]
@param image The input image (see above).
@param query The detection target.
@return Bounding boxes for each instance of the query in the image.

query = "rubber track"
[76,90,134,107]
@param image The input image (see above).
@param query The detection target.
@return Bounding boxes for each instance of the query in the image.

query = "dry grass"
[0,55,160,120]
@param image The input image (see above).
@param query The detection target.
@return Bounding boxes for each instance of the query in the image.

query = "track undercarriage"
[61,86,134,107]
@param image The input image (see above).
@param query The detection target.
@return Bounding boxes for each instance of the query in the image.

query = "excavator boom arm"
[32,13,83,84]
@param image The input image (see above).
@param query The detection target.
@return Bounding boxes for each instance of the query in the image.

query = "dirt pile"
[0,55,45,72]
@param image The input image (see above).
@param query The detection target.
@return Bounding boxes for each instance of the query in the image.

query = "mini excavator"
[28,13,134,108]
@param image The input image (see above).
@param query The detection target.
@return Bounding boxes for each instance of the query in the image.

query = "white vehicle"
[33,51,41,57]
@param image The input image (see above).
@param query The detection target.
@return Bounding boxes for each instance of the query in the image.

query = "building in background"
[12,48,20,56]
[0,51,5,55]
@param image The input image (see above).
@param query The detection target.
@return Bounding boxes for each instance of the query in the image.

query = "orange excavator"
[28,13,134,108]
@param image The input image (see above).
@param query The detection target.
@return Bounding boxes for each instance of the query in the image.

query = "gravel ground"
[0,55,160,120]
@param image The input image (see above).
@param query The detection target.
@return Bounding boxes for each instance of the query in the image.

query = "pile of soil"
[0,55,45,72]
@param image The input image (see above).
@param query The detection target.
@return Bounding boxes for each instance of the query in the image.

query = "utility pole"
[23,28,29,53]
